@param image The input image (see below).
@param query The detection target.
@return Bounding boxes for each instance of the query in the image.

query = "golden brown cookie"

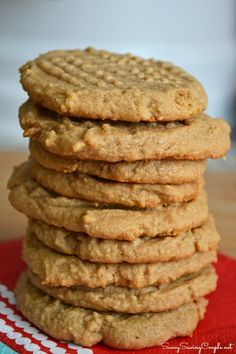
[29,265,217,313]
[30,139,207,184]
[16,272,208,349]
[20,100,230,162]
[27,158,203,208]
[19,47,207,122]
[23,232,217,288]
[29,215,219,263]
[8,164,208,240]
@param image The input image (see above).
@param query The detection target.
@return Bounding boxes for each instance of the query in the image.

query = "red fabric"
[0,238,235,354]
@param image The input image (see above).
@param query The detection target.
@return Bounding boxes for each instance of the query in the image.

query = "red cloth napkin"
[0,238,235,354]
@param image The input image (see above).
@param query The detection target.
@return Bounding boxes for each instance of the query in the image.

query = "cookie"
[29,265,217,313]
[20,100,230,162]
[8,164,208,240]
[23,232,217,288]
[16,272,208,349]
[30,139,207,184]
[27,158,203,208]
[29,215,219,263]
[19,47,207,122]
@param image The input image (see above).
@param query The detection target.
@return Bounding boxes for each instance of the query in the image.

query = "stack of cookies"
[8,48,230,350]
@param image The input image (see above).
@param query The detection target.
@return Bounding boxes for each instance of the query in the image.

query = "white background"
[0,0,235,155]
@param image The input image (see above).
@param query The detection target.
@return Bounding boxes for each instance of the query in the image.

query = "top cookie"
[20,47,207,122]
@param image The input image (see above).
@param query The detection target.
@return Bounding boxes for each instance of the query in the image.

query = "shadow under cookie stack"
[8,48,230,350]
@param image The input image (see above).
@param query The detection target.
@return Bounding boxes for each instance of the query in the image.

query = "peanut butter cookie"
[8,163,208,240]
[23,233,217,288]
[29,215,219,263]
[29,265,216,313]
[27,158,203,208]
[30,140,207,184]
[19,47,207,122]
[16,272,208,349]
[20,100,230,162]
